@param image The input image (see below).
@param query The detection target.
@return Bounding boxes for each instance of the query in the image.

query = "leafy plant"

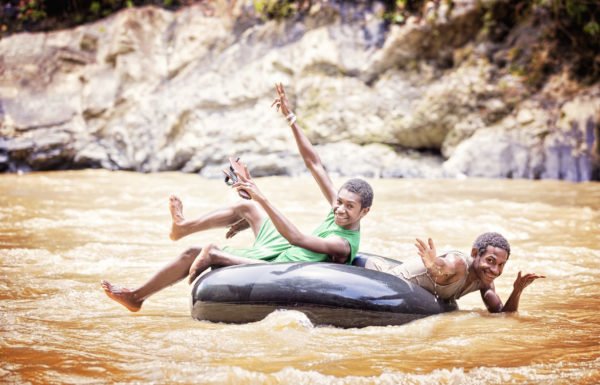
[1,0,210,36]
[253,0,295,20]
[17,0,47,22]
[488,0,599,86]
[583,20,599,37]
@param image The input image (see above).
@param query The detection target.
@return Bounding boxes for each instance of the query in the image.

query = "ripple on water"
[1,172,599,384]
[144,359,598,385]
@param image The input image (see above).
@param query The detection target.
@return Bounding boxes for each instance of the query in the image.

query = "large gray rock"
[0,0,598,180]
[542,93,600,181]
[443,91,600,181]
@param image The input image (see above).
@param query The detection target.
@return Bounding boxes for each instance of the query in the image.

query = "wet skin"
[471,246,509,287]
[333,189,369,230]
[169,195,185,240]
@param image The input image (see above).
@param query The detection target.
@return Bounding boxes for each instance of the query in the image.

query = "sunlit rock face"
[0,1,598,180]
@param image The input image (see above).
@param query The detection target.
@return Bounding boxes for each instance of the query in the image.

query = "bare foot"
[100,280,143,312]
[169,195,186,241]
[188,245,214,284]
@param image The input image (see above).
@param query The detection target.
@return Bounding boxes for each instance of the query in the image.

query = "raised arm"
[272,83,337,207]
[481,272,545,313]
[414,238,465,284]
[233,164,351,263]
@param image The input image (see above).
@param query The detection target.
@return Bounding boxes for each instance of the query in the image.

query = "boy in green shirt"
[101,84,373,312]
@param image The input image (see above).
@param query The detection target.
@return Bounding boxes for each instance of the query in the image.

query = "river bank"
[1,1,598,180]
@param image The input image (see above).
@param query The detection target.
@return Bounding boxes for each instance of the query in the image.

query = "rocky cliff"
[1,0,598,180]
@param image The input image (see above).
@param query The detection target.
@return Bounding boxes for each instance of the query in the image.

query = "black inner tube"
[191,253,457,328]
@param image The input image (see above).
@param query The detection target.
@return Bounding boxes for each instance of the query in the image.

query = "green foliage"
[583,20,599,37]
[383,11,404,24]
[1,0,204,36]
[1,0,596,85]
[550,0,599,38]
[17,0,47,22]
[381,0,428,24]
[564,0,587,23]
[248,0,437,24]
[486,0,599,86]
[253,0,295,20]
[90,1,102,15]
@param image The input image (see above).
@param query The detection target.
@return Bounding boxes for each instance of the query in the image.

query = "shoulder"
[442,251,468,271]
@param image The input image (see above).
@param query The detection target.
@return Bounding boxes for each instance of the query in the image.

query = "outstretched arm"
[272,83,337,207]
[233,164,351,263]
[481,272,546,313]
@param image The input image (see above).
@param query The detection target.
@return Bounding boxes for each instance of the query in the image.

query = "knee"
[233,200,256,217]
[206,243,221,258]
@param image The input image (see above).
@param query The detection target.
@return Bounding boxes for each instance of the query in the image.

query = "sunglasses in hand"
[223,157,251,200]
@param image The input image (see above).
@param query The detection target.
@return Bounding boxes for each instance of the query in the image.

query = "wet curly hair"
[473,232,511,257]
[340,178,374,208]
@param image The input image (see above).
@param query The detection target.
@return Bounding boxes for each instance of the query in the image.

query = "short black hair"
[473,232,511,257]
[340,178,373,208]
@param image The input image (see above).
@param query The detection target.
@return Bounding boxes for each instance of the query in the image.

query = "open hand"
[415,237,438,272]
[271,82,292,117]
[513,271,545,292]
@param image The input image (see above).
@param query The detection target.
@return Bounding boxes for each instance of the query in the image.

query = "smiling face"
[333,188,370,230]
[471,246,509,286]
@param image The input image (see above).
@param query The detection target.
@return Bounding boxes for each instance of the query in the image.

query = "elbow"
[287,233,305,247]
[331,254,348,264]
[303,153,323,169]
[488,303,506,313]
[304,159,320,171]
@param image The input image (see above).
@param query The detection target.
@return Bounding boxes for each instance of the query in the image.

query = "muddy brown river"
[1,170,599,384]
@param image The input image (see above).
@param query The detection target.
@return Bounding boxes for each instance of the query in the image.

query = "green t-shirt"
[223,209,361,264]
[273,209,361,264]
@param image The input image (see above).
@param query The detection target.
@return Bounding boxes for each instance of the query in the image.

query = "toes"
[188,269,202,284]
[188,273,196,284]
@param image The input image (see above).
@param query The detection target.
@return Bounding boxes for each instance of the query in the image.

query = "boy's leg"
[169,195,265,241]
[187,243,266,283]
[101,246,203,312]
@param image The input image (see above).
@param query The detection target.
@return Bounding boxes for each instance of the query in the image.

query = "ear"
[359,206,370,218]
[471,247,478,258]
